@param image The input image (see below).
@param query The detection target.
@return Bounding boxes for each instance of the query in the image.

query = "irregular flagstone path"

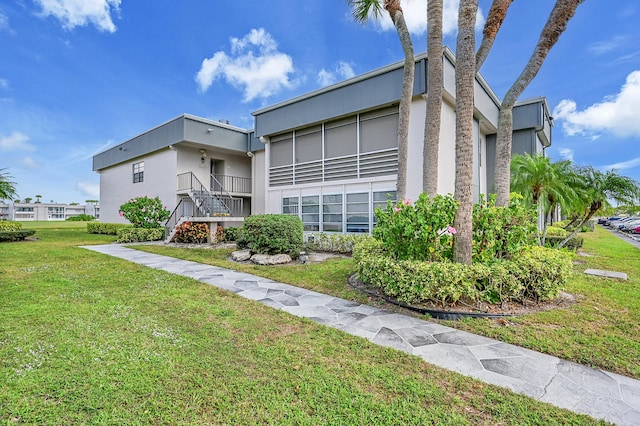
[82,244,640,426]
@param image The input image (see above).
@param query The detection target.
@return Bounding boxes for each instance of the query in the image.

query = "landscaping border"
[347,273,519,320]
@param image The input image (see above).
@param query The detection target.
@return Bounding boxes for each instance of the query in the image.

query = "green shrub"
[0,229,36,242]
[545,235,584,250]
[116,227,164,243]
[119,196,170,229]
[373,193,458,262]
[220,227,239,242]
[304,232,367,254]
[509,246,574,302]
[352,239,573,307]
[173,222,209,243]
[545,226,567,237]
[241,214,303,256]
[554,220,570,229]
[87,222,132,235]
[0,221,22,231]
[472,194,537,262]
[66,214,96,222]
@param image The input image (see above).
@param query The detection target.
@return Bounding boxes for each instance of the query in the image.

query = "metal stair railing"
[175,172,244,216]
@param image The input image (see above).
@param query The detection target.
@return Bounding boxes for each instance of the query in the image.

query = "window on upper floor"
[133,161,144,183]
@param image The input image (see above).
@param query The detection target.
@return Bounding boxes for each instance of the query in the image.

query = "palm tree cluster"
[0,168,18,202]
[510,154,640,247]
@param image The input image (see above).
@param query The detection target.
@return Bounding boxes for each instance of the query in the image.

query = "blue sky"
[1,0,639,204]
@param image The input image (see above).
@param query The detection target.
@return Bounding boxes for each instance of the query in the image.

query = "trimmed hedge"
[241,214,303,256]
[116,227,164,243]
[0,221,22,231]
[353,237,574,307]
[304,232,368,254]
[66,214,96,222]
[87,222,133,235]
[0,230,36,242]
[545,235,584,250]
[544,226,567,237]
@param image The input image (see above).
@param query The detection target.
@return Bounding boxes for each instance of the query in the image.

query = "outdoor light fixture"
[299,251,308,264]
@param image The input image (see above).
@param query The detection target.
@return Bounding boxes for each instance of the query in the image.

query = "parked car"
[620,219,640,232]
[604,216,622,227]
[609,217,633,228]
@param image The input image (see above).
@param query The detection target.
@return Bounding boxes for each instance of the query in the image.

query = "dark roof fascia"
[93,114,252,171]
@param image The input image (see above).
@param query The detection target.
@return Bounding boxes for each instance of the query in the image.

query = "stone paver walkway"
[82,244,640,425]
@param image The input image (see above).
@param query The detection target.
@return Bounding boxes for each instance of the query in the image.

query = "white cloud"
[0,78,8,90]
[20,156,39,169]
[317,61,356,86]
[587,36,627,56]
[558,148,574,162]
[0,12,10,32]
[553,70,640,138]
[374,0,485,36]
[0,131,36,152]
[35,0,121,33]
[77,181,100,198]
[195,28,296,102]
[603,157,640,172]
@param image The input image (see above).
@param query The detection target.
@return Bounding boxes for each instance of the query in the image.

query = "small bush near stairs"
[241,214,303,257]
[173,222,209,244]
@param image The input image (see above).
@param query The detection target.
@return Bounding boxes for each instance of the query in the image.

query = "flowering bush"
[173,221,209,243]
[373,193,458,262]
[119,196,170,229]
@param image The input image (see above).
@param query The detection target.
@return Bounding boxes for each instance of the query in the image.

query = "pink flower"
[119,211,124,217]
[402,198,411,206]
[448,226,457,235]
[141,207,146,212]
[393,207,401,213]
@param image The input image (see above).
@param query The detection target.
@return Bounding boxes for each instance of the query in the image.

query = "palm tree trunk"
[385,1,414,201]
[475,0,514,71]
[452,0,478,265]
[423,0,443,197]
[494,0,585,207]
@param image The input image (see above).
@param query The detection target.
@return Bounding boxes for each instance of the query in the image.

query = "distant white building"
[0,202,100,221]
[93,47,552,236]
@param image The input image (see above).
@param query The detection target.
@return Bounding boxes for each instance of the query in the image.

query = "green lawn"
[0,222,604,424]
[135,226,640,380]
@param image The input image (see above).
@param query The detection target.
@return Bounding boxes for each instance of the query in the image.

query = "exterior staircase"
[164,172,244,242]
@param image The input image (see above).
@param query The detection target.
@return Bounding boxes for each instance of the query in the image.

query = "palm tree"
[475,0,514,71]
[348,0,414,200]
[0,168,18,201]
[35,194,42,203]
[559,167,640,248]
[423,0,443,197]
[494,0,585,207]
[510,154,580,244]
[452,0,478,265]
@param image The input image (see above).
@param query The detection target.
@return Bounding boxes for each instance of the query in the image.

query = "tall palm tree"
[0,168,18,201]
[348,0,414,200]
[452,0,478,265]
[559,167,640,248]
[475,0,514,71]
[423,0,443,197]
[494,0,585,207]
[510,154,580,244]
